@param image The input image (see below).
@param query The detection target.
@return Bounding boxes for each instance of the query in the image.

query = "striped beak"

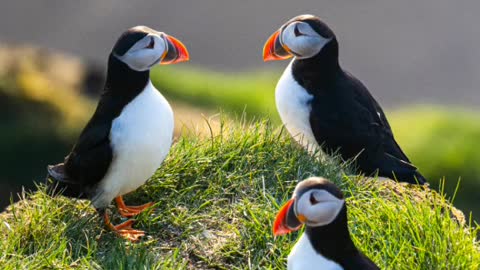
[263,29,292,62]
[273,198,303,236]
[161,34,190,65]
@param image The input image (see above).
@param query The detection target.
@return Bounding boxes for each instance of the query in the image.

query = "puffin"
[273,177,380,270]
[263,15,426,185]
[46,26,189,241]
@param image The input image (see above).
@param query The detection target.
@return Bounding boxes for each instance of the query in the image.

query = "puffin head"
[112,26,189,71]
[263,14,336,62]
[273,177,345,236]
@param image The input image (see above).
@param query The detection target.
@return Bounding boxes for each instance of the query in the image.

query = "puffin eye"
[293,24,304,37]
[145,37,155,49]
[310,192,319,205]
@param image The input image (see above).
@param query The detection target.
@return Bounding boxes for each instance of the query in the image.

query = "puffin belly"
[98,82,173,203]
[275,61,318,149]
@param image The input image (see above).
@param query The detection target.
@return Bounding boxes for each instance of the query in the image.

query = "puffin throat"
[104,54,150,97]
[304,204,357,262]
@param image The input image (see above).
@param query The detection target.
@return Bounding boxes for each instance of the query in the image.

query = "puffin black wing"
[347,72,412,164]
[309,72,426,184]
[63,121,113,187]
[46,54,151,197]
[46,97,116,197]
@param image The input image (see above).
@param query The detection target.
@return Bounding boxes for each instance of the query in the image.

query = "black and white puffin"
[273,177,380,270]
[47,26,189,241]
[263,15,426,185]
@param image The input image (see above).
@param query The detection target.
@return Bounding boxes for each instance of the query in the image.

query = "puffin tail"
[376,154,428,185]
[390,169,428,185]
[46,163,86,198]
[413,171,428,185]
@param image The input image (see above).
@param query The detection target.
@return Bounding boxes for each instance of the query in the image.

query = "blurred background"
[1,0,479,222]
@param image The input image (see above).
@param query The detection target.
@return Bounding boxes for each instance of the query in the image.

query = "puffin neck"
[291,40,341,94]
[103,54,150,99]
[304,204,358,265]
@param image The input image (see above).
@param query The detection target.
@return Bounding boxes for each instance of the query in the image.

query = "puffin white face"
[280,21,332,59]
[112,26,189,72]
[115,33,167,71]
[294,189,344,227]
[263,14,336,62]
[273,177,345,236]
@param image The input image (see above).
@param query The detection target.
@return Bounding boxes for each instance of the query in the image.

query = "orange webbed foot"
[115,196,154,217]
[103,212,145,242]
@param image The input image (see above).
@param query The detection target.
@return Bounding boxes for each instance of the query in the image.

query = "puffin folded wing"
[46,122,113,198]
[46,163,87,198]
[376,153,427,185]
[47,163,69,183]
[64,121,113,185]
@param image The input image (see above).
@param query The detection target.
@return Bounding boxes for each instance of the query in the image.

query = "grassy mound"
[1,120,479,269]
[151,66,480,221]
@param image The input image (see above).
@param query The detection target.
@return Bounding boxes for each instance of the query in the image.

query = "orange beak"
[263,29,293,62]
[161,34,190,65]
[273,199,303,236]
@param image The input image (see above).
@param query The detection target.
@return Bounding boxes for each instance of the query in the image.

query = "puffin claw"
[117,229,145,242]
[115,196,154,217]
[103,211,145,242]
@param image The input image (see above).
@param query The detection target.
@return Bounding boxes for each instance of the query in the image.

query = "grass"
[1,119,479,269]
[152,66,480,221]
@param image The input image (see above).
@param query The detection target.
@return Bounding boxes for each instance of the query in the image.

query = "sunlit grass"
[152,66,480,222]
[1,119,478,269]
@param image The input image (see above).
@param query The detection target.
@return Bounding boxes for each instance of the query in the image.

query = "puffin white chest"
[100,81,174,198]
[288,234,343,270]
[275,61,318,149]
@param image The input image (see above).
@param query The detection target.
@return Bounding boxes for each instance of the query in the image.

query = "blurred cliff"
[0,45,94,207]
[2,0,480,107]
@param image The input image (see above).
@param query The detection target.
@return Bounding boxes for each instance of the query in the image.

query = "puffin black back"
[47,53,150,197]
[45,25,189,241]
[263,14,427,185]
[305,205,379,270]
[273,177,380,269]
